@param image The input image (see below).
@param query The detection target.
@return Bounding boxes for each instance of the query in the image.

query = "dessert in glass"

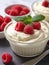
[0,15,11,38]
[32,0,49,22]
[4,15,49,57]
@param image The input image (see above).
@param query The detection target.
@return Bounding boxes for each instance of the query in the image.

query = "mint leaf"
[15,15,33,24]
[23,15,32,24]
[15,14,45,25]
[32,14,45,22]
[15,17,25,21]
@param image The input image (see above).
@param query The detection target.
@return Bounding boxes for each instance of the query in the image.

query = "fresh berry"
[23,24,34,34]
[22,7,30,14]
[0,15,4,25]
[19,11,26,15]
[6,9,11,14]
[2,52,12,64]
[10,9,19,16]
[32,22,41,30]
[42,0,48,7]
[12,5,22,12]
[5,5,30,16]
[15,21,25,31]
[4,16,11,23]
[0,22,7,31]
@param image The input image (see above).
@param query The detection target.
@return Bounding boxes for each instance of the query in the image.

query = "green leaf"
[15,14,45,25]
[15,17,25,21]
[15,15,33,24]
[32,14,45,22]
[23,15,32,24]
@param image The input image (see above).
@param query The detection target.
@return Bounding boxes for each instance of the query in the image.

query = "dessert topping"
[0,22,7,31]
[0,15,4,25]
[15,14,45,34]
[0,15,11,32]
[4,16,11,23]
[5,4,30,16]
[10,9,19,16]
[22,7,30,14]
[19,11,26,16]
[15,21,25,31]
[42,0,49,7]
[23,24,34,34]
[32,22,41,30]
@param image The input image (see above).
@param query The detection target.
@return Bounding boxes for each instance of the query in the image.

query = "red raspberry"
[6,9,11,14]
[42,0,48,7]
[22,7,30,14]
[10,9,19,16]
[0,15,4,25]
[32,22,41,30]
[19,11,26,15]
[4,16,11,23]
[15,21,25,31]
[0,22,7,31]
[2,52,12,64]
[12,5,22,12]
[23,24,34,34]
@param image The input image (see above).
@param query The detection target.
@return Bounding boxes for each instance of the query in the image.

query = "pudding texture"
[6,21,49,43]
[4,20,49,57]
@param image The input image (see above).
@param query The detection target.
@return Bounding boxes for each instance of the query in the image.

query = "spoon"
[22,50,49,65]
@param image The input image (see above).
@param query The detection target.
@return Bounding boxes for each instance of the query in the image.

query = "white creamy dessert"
[4,19,49,57]
[6,21,49,43]
[33,0,49,22]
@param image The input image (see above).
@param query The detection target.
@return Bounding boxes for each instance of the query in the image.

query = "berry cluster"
[0,15,11,32]
[5,4,30,16]
[42,0,49,7]
[15,21,41,35]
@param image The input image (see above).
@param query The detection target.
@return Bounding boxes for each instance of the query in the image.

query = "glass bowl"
[32,0,49,22]
[4,20,49,57]
[4,4,31,21]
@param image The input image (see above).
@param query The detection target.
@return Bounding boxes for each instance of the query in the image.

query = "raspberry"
[10,9,19,16]
[15,21,25,31]
[19,11,26,15]
[12,5,22,12]
[2,52,12,64]
[6,9,11,14]
[0,22,7,31]
[0,15,4,25]
[22,7,30,14]
[23,24,34,34]
[32,22,41,30]
[4,16,11,23]
[42,0,48,7]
